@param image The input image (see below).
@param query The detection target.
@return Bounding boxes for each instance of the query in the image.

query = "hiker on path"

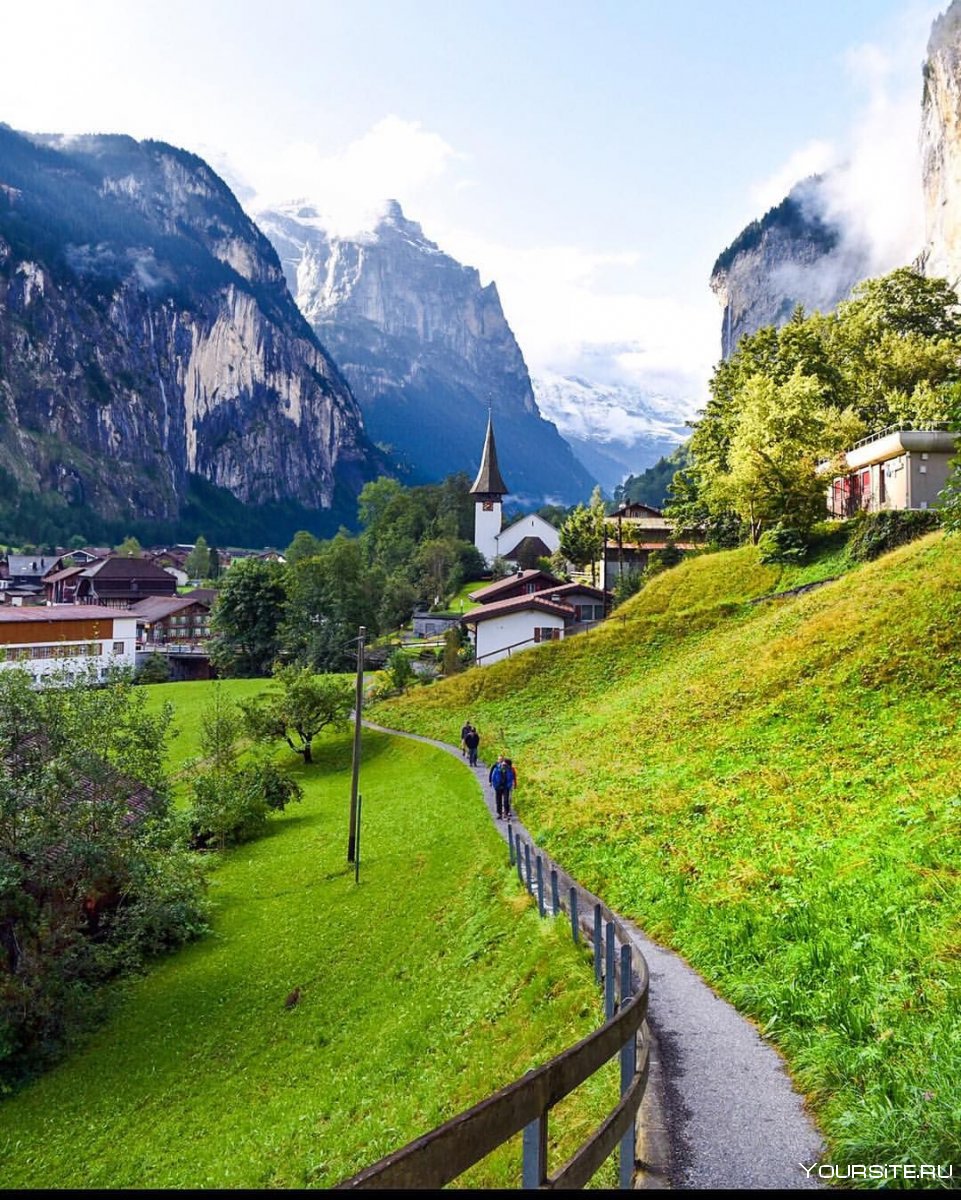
[464,725,481,767]
[489,755,510,819]
[460,720,473,757]
[502,758,517,818]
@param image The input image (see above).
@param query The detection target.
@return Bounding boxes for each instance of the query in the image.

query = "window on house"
[112,641,124,655]
[533,627,561,643]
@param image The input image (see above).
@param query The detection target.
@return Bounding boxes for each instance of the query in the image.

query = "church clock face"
[482,500,494,511]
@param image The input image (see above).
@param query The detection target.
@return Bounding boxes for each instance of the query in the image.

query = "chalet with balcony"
[130,595,215,680]
[601,503,699,589]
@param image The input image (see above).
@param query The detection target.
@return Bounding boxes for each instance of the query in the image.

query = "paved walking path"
[363,719,825,1190]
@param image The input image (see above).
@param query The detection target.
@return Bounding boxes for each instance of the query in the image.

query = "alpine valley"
[257,200,597,505]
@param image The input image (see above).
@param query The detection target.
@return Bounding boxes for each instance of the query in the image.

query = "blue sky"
[0,0,943,407]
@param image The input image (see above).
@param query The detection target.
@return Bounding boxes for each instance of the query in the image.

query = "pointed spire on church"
[469,409,508,496]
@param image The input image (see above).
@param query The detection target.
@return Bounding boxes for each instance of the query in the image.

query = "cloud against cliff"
[245,116,463,236]
[749,3,935,278]
[750,140,838,213]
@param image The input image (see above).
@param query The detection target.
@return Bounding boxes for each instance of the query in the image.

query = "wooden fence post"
[516,840,524,886]
[525,842,533,894]
[551,868,560,916]
[605,922,616,1020]
[522,1113,548,1188]
[508,823,515,865]
[570,888,579,943]
[536,856,545,916]
[593,904,602,984]
[619,943,636,1190]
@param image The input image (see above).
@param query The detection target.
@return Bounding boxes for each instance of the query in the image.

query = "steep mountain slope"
[922,0,961,285]
[379,531,961,1169]
[257,201,596,505]
[0,126,385,539]
[710,176,871,357]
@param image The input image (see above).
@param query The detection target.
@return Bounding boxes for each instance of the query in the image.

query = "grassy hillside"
[0,681,615,1189]
[378,531,961,1177]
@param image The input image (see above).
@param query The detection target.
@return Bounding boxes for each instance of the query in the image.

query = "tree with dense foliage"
[240,665,352,765]
[208,558,288,677]
[188,685,303,848]
[282,534,383,670]
[283,529,325,566]
[115,535,142,557]
[0,667,206,1085]
[559,492,606,584]
[185,536,211,580]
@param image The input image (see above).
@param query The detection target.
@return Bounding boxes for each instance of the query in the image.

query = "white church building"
[469,414,561,565]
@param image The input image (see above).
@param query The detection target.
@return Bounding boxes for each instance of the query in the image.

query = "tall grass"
[379,532,961,1183]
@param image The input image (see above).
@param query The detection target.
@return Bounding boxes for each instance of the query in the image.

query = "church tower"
[469,412,508,564]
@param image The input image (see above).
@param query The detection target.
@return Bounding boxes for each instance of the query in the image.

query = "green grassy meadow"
[0,681,616,1189]
[378,531,961,1179]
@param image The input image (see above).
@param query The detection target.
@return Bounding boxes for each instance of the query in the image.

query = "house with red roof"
[461,569,609,666]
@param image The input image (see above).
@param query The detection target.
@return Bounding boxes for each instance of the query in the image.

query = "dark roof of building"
[44,565,86,584]
[461,593,575,626]
[469,569,562,603]
[128,595,210,622]
[505,536,553,561]
[6,554,63,578]
[609,502,664,519]
[468,413,509,497]
[532,582,608,601]
[82,556,178,581]
[182,588,219,604]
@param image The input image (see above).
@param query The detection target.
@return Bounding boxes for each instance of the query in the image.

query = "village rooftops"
[468,569,563,604]
[5,554,64,579]
[43,565,86,585]
[128,595,209,623]
[0,604,128,623]
[461,593,576,625]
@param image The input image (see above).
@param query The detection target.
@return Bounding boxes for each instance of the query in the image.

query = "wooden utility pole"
[347,625,365,862]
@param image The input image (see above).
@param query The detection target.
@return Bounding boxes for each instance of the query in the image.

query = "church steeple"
[469,411,508,498]
[470,410,508,564]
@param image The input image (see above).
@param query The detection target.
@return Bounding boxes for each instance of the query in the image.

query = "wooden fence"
[336,823,651,1190]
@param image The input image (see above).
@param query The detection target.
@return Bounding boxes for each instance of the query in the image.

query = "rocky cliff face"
[0,126,382,534]
[257,200,596,505]
[710,177,872,358]
[922,1,961,286]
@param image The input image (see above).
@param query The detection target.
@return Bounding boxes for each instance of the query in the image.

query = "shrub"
[848,510,941,562]
[134,653,172,684]
[757,525,808,565]
[611,571,644,608]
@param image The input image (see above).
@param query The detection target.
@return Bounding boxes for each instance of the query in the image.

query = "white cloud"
[433,228,716,406]
[244,116,461,237]
[750,140,839,213]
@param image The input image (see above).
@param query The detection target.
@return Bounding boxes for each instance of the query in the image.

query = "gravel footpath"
[363,719,826,1189]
